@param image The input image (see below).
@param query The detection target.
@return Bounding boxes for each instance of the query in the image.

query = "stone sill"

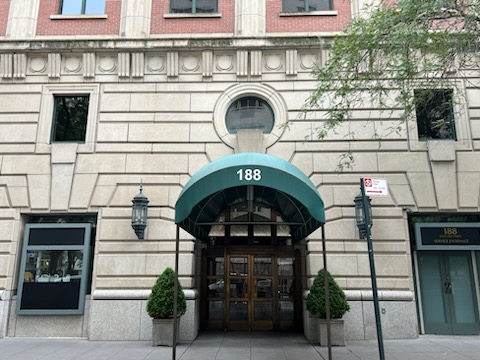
[164,13,222,19]
[280,11,338,16]
[50,14,108,20]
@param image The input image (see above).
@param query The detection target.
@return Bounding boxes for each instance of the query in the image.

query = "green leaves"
[146,267,187,319]
[306,269,350,319]
[307,0,479,141]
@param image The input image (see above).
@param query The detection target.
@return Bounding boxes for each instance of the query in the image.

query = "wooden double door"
[203,249,301,331]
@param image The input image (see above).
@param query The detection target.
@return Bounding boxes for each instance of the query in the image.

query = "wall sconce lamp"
[131,182,149,239]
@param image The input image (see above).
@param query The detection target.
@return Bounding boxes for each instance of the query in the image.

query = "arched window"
[225,97,274,134]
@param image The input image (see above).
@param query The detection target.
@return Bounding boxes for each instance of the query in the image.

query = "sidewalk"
[1,331,479,360]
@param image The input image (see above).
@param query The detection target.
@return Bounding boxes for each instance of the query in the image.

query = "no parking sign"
[364,178,389,196]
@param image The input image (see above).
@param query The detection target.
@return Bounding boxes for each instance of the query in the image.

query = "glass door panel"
[253,256,273,330]
[228,256,249,330]
[418,252,448,332]
[418,251,480,335]
[448,253,480,334]
[205,256,225,329]
[277,257,296,330]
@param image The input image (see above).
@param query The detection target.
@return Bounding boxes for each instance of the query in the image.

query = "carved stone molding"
[1,54,13,79]
[216,54,234,72]
[167,52,179,78]
[146,56,165,73]
[48,53,61,79]
[30,56,48,74]
[83,53,96,78]
[98,56,117,73]
[202,51,213,78]
[285,49,297,76]
[132,53,144,78]
[118,53,130,78]
[237,51,248,77]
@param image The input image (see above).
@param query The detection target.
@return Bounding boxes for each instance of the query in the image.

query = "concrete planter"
[152,318,180,346]
[318,319,345,346]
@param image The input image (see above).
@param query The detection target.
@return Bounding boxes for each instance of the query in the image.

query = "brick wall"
[0,0,10,36]
[266,0,351,33]
[36,0,121,36]
[151,0,234,35]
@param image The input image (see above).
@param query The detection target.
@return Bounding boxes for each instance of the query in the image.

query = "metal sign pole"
[360,178,385,360]
[321,225,332,360]
[172,225,180,360]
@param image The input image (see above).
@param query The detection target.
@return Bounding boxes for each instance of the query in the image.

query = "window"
[52,95,89,143]
[170,0,217,14]
[282,0,332,12]
[16,223,92,315]
[60,0,106,15]
[225,97,274,134]
[414,89,456,141]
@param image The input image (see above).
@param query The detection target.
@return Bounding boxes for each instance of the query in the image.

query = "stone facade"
[0,0,479,341]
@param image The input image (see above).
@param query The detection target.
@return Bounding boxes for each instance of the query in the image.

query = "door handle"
[444,282,452,294]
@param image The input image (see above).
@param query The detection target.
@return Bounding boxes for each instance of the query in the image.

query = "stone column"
[120,0,152,37]
[5,0,40,39]
[235,0,266,37]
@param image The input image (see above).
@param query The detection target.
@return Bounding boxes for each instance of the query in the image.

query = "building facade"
[0,0,479,342]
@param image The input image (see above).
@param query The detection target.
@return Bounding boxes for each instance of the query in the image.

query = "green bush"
[306,269,350,319]
[147,267,186,319]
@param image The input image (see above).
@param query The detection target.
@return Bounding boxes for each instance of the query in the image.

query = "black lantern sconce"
[354,193,372,239]
[131,182,149,239]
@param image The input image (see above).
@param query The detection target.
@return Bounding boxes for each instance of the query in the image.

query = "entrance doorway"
[202,249,301,331]
[417,251,480,335]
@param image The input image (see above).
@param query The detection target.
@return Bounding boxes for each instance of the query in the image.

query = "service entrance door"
[418,251,480,335]
[205,251,299,331]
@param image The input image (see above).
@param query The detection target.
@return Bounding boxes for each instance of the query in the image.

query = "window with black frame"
[282,0,332,12]
[60,0,106,15]
[414,89,456,141]
[170,0,217,14]
[51,95,89,143]
[225,97,274,134]
[16,224,92,315]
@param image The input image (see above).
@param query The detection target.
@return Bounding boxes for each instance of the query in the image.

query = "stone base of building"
[3,290,200,342]
[304,291,418,342]
[3,290,416,341]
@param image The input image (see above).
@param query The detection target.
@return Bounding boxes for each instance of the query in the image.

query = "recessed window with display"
[17,224,92,315]
[226,97,274,134]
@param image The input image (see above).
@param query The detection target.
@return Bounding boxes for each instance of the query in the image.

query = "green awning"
[175,153,325,240]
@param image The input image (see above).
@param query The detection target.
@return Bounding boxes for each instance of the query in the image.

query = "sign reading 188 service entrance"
[415,223,480,250]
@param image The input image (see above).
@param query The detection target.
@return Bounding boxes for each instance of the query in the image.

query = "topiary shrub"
[306,269,350,319]
[147,267,186,319]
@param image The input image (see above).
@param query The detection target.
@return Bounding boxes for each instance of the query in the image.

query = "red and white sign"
[364,178,389,196]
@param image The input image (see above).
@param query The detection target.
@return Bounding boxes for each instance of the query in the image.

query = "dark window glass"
[226,97,274,134]
[28,228,86,246]
[414,89,456,141]
[52,95,89,142]
[171,0,217,14]
[60,0,105,15]
[282,0,332,12]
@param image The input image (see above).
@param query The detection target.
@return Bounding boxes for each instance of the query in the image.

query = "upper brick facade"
[151,0,235,35]
[267,0,352,33]
[0,0,10,36]
[36,0,121,36]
